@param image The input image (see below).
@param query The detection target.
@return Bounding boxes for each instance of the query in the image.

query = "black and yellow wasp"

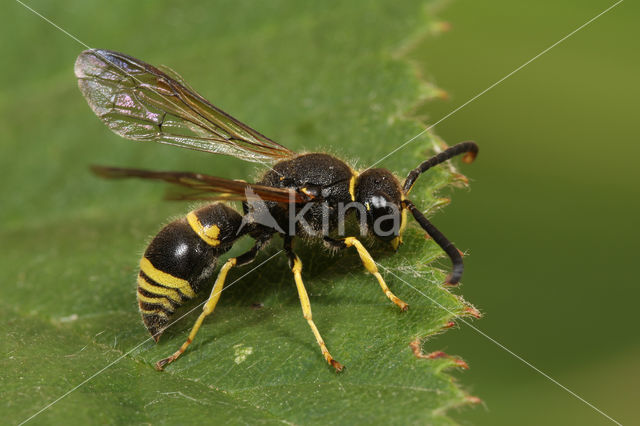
[75,49,478,372]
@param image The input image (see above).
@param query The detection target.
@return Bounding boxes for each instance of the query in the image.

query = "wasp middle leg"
[284,237,343,372]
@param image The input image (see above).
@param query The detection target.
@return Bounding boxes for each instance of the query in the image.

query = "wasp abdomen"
[137,203,243,340]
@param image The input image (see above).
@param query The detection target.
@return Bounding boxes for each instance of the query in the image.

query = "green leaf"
[2,0,479,423]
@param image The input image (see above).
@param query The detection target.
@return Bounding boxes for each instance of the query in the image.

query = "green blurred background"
[3,0,638,425]
[414,1,639,424]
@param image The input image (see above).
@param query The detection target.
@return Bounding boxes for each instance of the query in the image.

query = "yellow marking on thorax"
[187,211,221,246]
[137,290,174,311]
[140,257,196,298]
[349,172,358,202]
[300,187,316,199]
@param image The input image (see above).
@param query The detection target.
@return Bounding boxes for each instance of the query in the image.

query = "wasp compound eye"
[366,195,401,241]
[355,168,404,242]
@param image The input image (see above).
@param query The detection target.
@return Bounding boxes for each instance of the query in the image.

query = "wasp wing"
[75,49,294,163]
[91,166,307,203]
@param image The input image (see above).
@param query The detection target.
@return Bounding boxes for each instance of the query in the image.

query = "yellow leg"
[155,258,237,371]
[291,255,343,372]
[343,237,408,311]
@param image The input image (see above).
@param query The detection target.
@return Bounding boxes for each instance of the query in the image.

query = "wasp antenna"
[403,141,478,194]
[403,199,463,285]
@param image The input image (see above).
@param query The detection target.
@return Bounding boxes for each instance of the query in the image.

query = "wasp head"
[355,169,406,248]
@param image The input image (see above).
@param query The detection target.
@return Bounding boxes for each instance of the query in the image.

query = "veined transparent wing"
[91,166,309,203]
[75,49,294,163]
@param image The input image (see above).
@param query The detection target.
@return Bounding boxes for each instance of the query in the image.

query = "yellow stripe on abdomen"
[137,274,182,303]
[186,211,221,246]
[137,291,174,311]
[139,307,169,318]
[139,257,196,298]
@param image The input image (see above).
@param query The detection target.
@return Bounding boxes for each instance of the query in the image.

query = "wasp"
[75,49,478,372]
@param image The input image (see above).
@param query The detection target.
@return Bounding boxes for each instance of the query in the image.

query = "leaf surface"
[1,0,479,424]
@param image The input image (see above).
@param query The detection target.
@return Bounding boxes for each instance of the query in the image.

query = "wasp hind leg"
[325,236,408,311]
[155,242,263,371]
[285,238,343,372]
